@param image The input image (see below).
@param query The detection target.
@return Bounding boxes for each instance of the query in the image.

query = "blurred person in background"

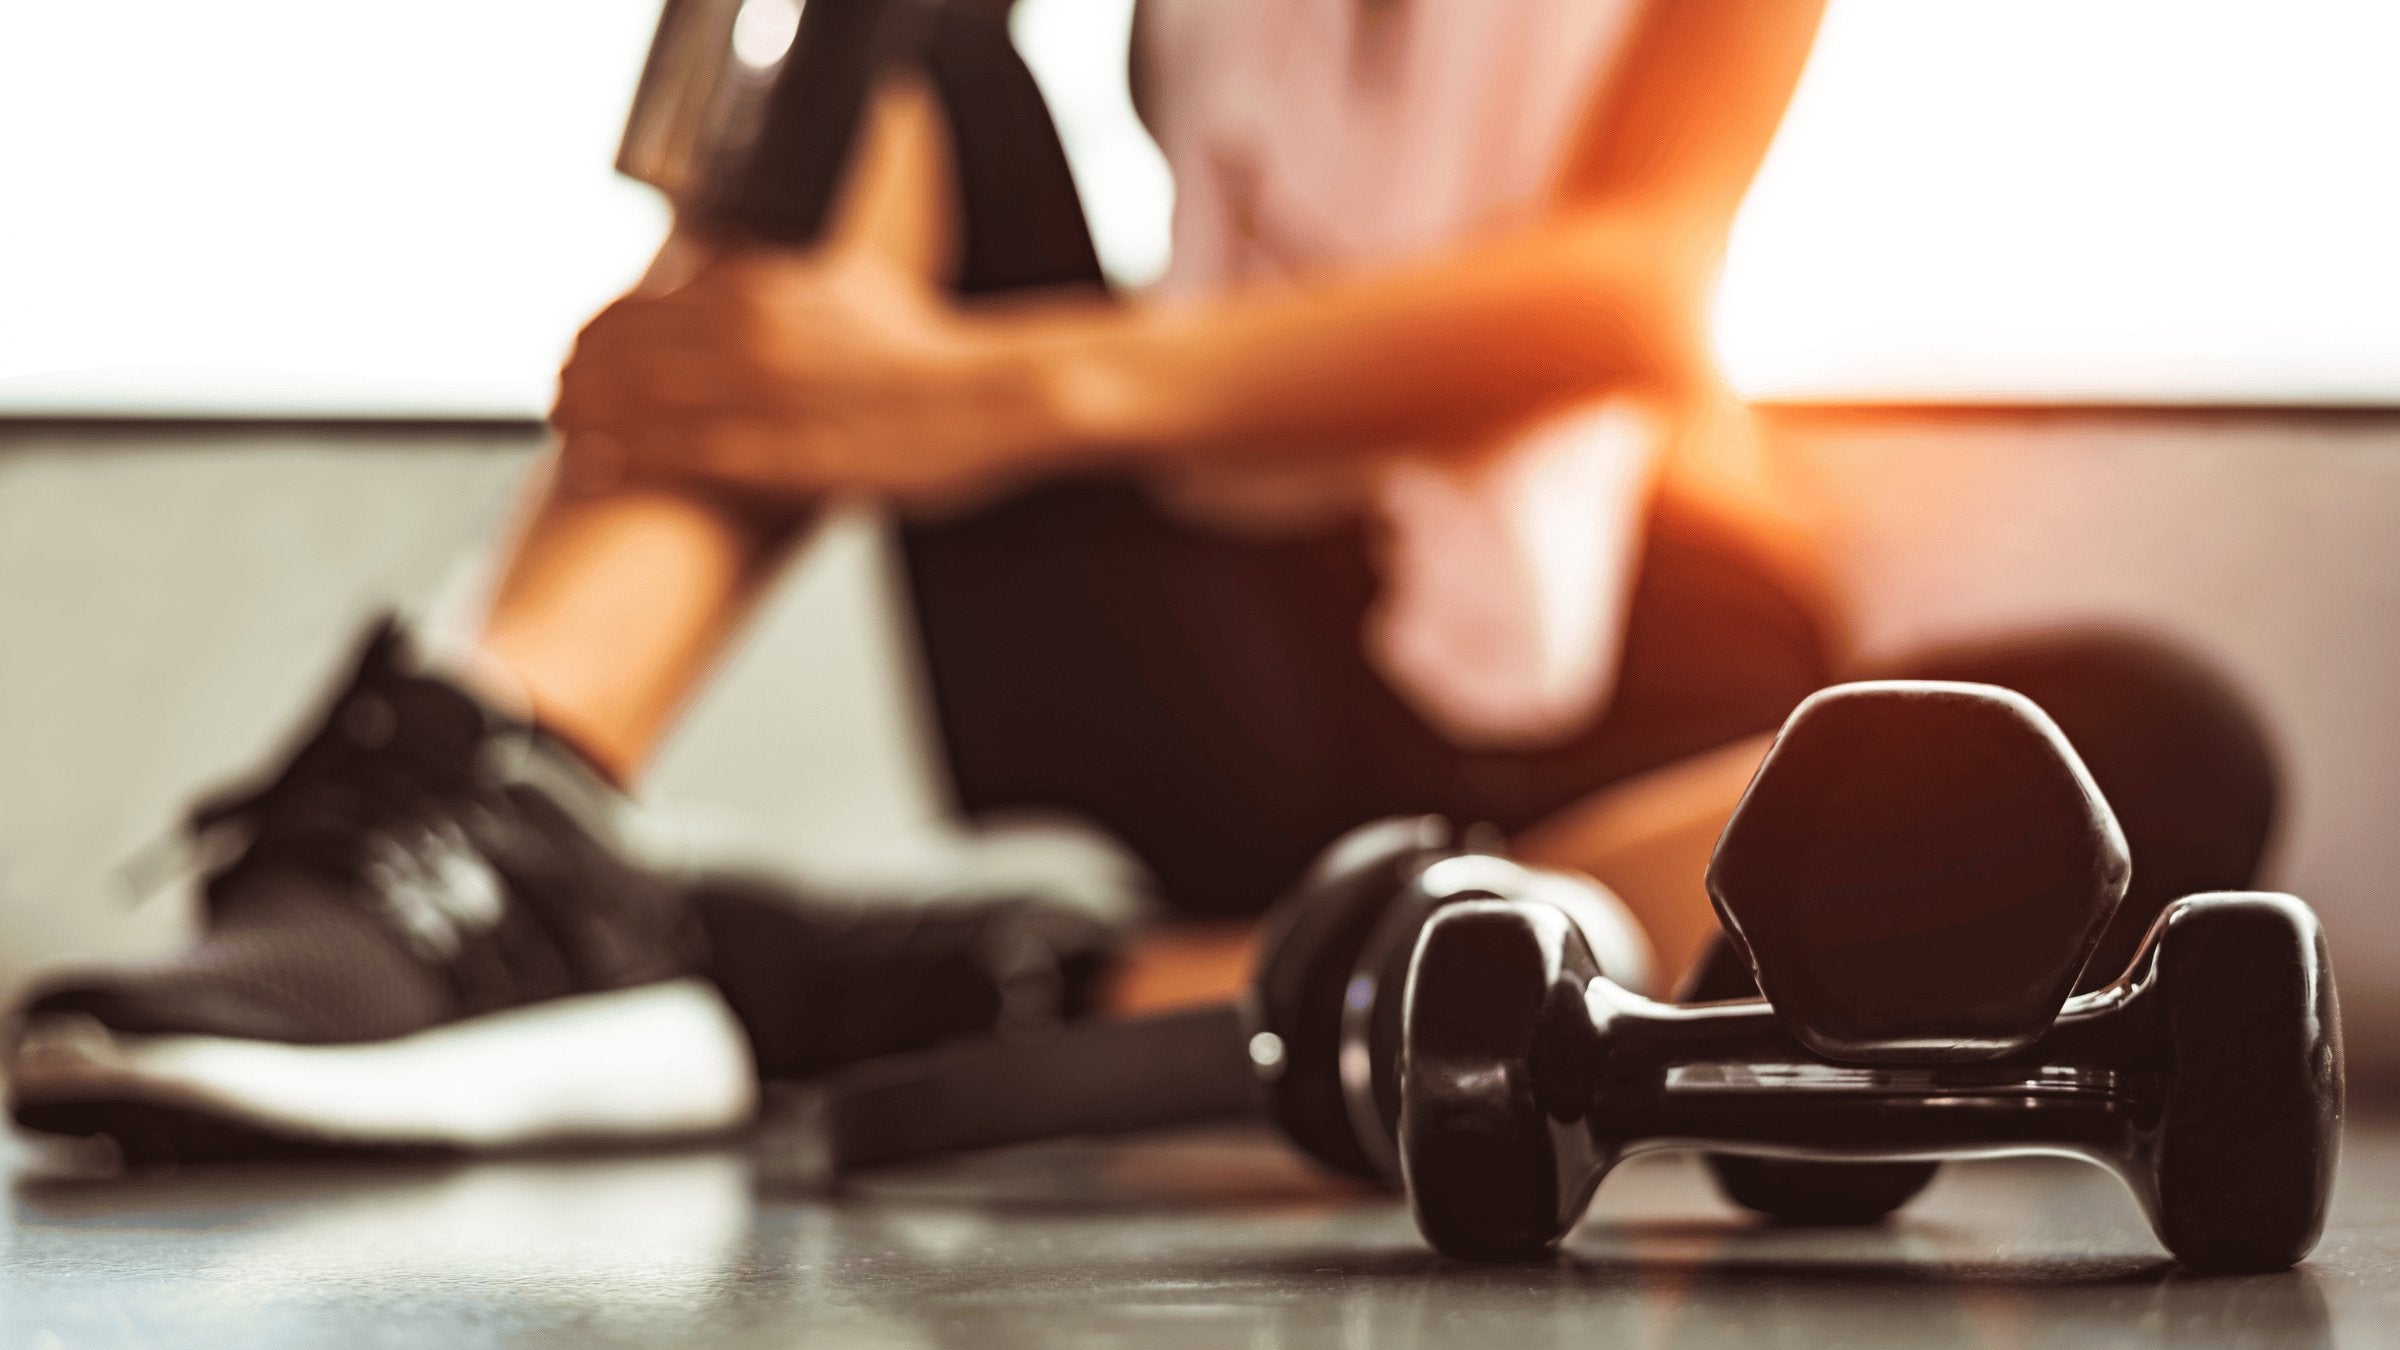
[8,0,2278,1159]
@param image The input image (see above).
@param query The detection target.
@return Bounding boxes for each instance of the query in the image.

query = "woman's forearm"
[555,2,1816,505]
[970,0,1829,479]
[992,211,1720,473]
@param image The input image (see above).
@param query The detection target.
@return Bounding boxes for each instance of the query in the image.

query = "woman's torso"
[1132,0,1671,744]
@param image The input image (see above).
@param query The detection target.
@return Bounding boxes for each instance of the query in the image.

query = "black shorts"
[894,6,2276,979]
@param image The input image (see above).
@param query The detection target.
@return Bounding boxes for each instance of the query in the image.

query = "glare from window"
[1714,1,2400,403]
[0,0,2392,416]
[732,0,806,73]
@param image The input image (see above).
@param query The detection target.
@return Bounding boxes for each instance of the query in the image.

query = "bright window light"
[1714,1,2400,403]
[0,0,671,417]
[0,0,2393,416]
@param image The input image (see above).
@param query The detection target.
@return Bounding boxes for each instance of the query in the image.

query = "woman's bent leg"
[472,76,958,782]
[1885,629,2281,990]
[476,478,813,783]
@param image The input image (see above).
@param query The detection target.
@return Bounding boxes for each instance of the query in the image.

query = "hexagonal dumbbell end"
[1706,681,2129,1064]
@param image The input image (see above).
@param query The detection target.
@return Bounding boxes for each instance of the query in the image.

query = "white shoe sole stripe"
[12,978,758,1149]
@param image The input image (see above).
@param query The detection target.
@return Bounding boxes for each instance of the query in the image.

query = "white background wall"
[4,412,2395,1085]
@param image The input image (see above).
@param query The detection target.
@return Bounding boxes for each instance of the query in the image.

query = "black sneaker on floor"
[8,621,754,1162]
[9,620,1130,1167]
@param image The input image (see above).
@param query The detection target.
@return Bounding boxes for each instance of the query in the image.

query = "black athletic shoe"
[9,620,1130,1166]
[8,620,757,1162]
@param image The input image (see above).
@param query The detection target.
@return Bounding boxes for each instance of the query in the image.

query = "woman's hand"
[550,245,1060,504]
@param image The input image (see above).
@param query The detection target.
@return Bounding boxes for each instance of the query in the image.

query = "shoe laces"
[149,656,527,969]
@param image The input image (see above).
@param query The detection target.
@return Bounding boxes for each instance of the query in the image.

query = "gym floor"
[4,1107,2393,1348]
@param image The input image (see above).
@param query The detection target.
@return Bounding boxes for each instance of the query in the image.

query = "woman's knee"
[1889,627,2282,981]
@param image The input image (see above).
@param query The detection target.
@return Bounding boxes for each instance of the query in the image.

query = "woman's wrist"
[971,306,1185,471]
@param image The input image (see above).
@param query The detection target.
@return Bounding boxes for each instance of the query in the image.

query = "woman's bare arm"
[554,1,1826,499]
[1031,0,1828,468]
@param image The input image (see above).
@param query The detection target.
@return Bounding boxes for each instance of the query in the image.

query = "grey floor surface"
[3,1111,2395,1348]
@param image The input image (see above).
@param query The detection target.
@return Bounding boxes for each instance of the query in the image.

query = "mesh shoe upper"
[25,620,698,1045]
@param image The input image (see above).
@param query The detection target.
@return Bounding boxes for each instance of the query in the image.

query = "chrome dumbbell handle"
[619,0,937,241]
[1399,890,2341,1273]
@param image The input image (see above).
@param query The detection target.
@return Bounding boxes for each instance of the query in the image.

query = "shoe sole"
[10,978,757,1161]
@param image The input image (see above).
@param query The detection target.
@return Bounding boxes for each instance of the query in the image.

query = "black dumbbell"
[619,0,937,245]
[793,817,1650,1187]
[1398,680,2343,1273]
[1677,937,1941,1227]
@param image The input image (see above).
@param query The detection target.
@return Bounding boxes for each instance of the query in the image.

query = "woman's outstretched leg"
[5,76,968,1164]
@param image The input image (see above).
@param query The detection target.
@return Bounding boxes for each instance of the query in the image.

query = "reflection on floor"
[4,1111,2394,1348]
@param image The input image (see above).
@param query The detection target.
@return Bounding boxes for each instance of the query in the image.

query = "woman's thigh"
[1871,630,2281,988]
[908,479,1843,918]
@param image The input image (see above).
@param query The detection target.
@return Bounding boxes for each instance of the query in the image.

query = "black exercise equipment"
[798,817,1645,1186]
[1398,681,2343,1274]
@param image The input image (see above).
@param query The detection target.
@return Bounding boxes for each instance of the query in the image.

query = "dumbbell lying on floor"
[1398,681,2343,1274]
[786,813,1654,1188]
